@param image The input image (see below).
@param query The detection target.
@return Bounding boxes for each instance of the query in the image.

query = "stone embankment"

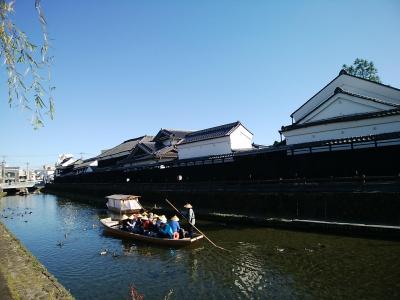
[0,222,74,300]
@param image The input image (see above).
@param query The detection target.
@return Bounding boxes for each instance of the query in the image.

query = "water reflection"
[1,194,400,300]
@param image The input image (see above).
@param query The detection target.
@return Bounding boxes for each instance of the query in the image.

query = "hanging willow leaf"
[1,0,55,128]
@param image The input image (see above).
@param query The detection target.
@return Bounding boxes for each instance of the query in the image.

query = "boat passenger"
[156,215,165,229]
[133,214,144,234]
[127,215,136,231]
[141,215,151,234]
[158,216,173,239]
[184,203,195,238]
[120,214,130,231]
[169,215,181,233]
[148,214,159,235]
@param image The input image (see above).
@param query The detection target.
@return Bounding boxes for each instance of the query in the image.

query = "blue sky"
[1,0,399,169]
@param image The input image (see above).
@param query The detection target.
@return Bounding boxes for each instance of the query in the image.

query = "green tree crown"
[342,58,381,83]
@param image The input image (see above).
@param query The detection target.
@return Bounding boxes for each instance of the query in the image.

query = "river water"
[1,193,399,299]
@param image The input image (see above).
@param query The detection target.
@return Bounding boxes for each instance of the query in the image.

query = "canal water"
[1,194,400,300]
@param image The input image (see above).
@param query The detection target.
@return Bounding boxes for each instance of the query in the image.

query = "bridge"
[0,181,37,191]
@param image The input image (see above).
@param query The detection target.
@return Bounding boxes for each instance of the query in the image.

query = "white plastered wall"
[283,115,400,145]
[229,125,253,150]
[177,136,231,159]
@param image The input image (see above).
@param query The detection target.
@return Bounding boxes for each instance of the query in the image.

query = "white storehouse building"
[177,121,253,160]
[280,70,400,145]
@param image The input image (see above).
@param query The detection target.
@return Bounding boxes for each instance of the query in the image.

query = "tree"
[342,58,381,83]
[0,0,54,128]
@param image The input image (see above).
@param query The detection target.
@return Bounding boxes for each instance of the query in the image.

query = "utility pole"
[26,162,29,182]
[1,156,5,184]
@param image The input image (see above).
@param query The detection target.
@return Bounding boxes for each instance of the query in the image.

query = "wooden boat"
[100,217,204,247]
[105,194,142,213]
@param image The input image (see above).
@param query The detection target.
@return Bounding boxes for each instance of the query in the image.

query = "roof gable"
[300,89,398,124]
[291,70,400,122]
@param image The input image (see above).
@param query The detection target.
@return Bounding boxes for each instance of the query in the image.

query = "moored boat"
[100,217,204,246]
[105,194,142,213]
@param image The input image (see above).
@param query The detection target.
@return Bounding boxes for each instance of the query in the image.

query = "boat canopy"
[105,194,142,212]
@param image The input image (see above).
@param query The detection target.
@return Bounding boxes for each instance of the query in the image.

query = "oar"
[165,199,231,252]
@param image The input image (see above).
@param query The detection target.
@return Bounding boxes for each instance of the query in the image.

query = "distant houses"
[55,69,400,178]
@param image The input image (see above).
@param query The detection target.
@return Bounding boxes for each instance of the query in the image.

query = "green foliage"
[0,0,54,129]
[342,58,381,83]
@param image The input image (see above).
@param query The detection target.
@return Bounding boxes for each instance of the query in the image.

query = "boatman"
[184,203,195,238]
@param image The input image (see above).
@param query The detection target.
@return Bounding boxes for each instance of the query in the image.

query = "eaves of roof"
[281,108,400,132]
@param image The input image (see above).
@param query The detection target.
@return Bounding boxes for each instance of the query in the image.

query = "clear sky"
[1,0,399,169]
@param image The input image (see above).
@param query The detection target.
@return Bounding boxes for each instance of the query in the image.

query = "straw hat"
[184,203,192,209]
[171,215,179,221]
[141,216,149,221]
[142,212,148,216]
[121,214,129,220]
[128,215,135,220]
[153,214,159,219]
[159,215,167,224]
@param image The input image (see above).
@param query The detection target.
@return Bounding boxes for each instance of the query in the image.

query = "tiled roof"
[334,88,400,107]
[154,145,177,158]
[121,142,177,163]
[96,136,153,160]
[181,121,243,144]
[281,108,400,132]
[154,129,192,142]
[73,159,97,169]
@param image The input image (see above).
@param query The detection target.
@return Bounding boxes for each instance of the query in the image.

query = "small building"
[1,166,20,184]
[177,121,253,160]
[96,136,153,168]
[120,129,191,168]
[280,70,400,145]
[73,159,98,175]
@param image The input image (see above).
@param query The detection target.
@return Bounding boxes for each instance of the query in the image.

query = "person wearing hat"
[141,215,151,233]
[184,203,195,238]
[127,214,136,231]
[120,214,130,231]
[169,215,181,234]
[132,214,144,234]
[158,215,173,239]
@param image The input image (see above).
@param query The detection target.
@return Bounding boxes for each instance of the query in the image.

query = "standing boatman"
[184,203,195,238]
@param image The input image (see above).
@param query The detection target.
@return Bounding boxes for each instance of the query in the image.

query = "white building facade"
[177,121,253,160]
[281,70,400,145]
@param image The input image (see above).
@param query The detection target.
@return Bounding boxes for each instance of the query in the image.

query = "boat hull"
[100,218,203,247]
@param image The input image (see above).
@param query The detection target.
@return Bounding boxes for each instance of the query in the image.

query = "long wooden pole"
[165,199,231,252]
